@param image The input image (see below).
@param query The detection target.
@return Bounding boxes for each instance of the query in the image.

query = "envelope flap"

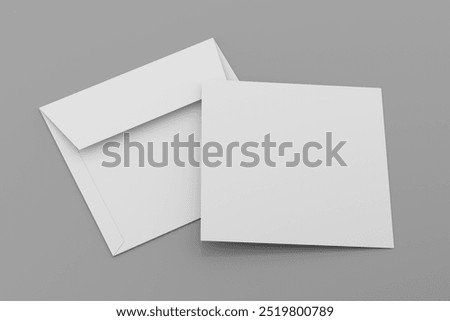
[40,39,228,150]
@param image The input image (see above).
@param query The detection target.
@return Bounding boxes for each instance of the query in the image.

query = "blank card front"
[201,81,394,248]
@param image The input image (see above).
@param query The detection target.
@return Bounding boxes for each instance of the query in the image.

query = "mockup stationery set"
[40,39,394,255]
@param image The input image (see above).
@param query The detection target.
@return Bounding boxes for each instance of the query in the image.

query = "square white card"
[201,81,394,248]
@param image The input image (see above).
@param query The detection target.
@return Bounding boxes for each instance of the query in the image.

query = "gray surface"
[1,0,449,300]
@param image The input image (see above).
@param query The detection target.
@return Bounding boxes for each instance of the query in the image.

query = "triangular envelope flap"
[41,113,125,255]
[40,38,227,150]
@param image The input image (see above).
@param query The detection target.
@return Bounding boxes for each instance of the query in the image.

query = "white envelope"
[40,39,238,256]
[201,81,394,248]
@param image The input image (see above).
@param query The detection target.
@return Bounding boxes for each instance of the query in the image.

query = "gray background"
[1,0,449,300]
